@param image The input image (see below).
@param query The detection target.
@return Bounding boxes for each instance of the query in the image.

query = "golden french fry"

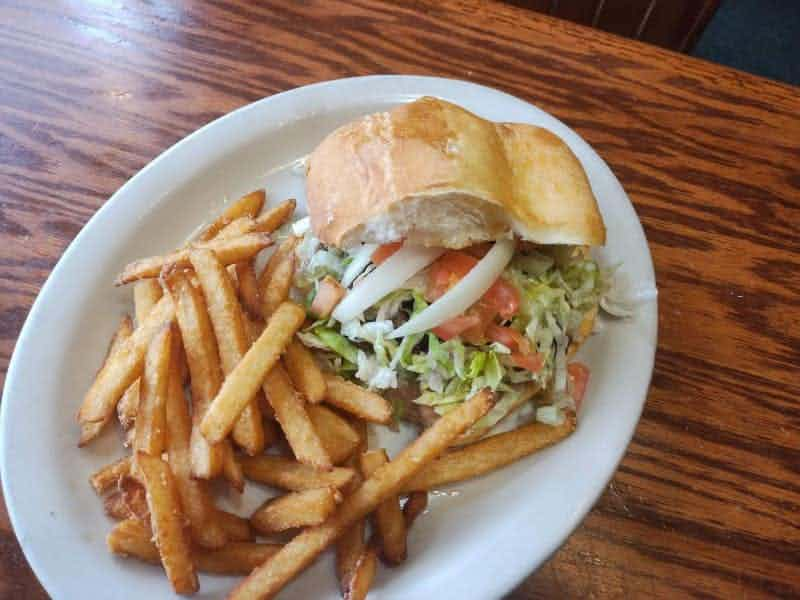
[196,542,282,576]
[306,404,360,465]
[217,510,254,542]
[223,443,245,493]
[103,490,134,521]
[235,261,262,319]
[342,547,377,600]
[216,216,258,241]
[165,343,227,550]
[197,190,265,242]
[263,364,332,470]
[78,295,174,445]
[285,338,326,404]
[107,519,159,564]
[201,302,306,444]
[135,451,198,594]
[403,412,576,492]
[324,375,392,425]
[133,325,172,456]
[165,271,225,479]
[360,449,406,565]
[251,198,296,234]
[250,487,341,535]
[239,455,356,492]
[108,518,281,575]
[117,477,150,521]
[454,383,538,446]
[335,456,365,592]
[229,389,494,599]
[117,379,140,433]
[82,315,134,441]
[89,456,132,495]
[403,491,428,528]
[190,248,264,455]
[133,279,163,325]
[257,236,298,319]
[116,233,272,285]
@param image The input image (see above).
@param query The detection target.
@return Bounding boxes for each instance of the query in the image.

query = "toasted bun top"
[306,97,605,249]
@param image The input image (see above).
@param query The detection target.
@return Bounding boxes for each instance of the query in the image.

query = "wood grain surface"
[1,1,799,598]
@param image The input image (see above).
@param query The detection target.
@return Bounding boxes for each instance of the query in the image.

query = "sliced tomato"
[431,314,482,341]
[427,250,521,320]
[465,242,493,258]
[483,277,520,320]
[427,251,478,300]
[371,242,403,265]
[486,324,531,355]
[568,362,590,410]
[509,352,544,372]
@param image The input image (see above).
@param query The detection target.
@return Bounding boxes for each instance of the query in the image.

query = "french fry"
[402,491,428,528]
[285,338,327,404]
[257,236,298,319]
[190,248,264,455]
[403,412,577,492]
[133,279,163,325]
[342,548,377,600]
[360,449,407,565]
[216,216,258,241]
[306,404,360,465]
[335,456,365,593]
[78,295,174,445]
[235,261,262,319]
[103,490,134,521]
[165,271,225,479]
[197,190,265,242]
[107,519,159,564]
[116,233,272,285]
[82,315,134,441]
[108,518,281,575]
[196,543,282,576]
[135,452,198,594]
[263,363,331,470]
[133,325,172,456]
[104,477,149,521]
[229,389,494,599]
[324,375,392,425]
[201,302,306,444]
[89,456,132,495]
[223,444,246,493]
[165,342,227,550]
[117,379,140,433]
[239,455,355,492]
[250,487,341,535]
[454,383,538,446]
[250,198,296,235]
[217,510,254,542]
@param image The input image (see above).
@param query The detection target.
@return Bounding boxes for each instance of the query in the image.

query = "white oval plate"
[1,76,657,599]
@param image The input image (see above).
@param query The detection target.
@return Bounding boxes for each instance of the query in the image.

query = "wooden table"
[1,1,798,598]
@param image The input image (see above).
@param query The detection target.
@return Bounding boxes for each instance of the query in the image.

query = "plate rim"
[0,74,657,599]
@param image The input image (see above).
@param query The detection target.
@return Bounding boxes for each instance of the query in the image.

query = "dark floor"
[692,0,800,86]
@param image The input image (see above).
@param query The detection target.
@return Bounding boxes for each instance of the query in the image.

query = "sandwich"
[290,96,606,439]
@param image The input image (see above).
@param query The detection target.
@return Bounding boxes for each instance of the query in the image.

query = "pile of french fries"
[77,190,576,598]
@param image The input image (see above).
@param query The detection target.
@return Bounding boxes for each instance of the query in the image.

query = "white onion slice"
[332,244,445,323]
[291,216,311,236]
[340,243,378,288]
[389,239,515,339]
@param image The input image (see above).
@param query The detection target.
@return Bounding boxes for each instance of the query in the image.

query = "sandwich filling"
[287,220,605,429]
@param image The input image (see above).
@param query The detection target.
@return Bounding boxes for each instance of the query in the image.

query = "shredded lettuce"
[313,327,359,365]
[292,231,604,417]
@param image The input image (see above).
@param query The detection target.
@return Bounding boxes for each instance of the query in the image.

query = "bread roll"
[306,97,605,249]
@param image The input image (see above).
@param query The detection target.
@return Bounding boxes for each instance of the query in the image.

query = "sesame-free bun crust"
[306,97,605,248]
